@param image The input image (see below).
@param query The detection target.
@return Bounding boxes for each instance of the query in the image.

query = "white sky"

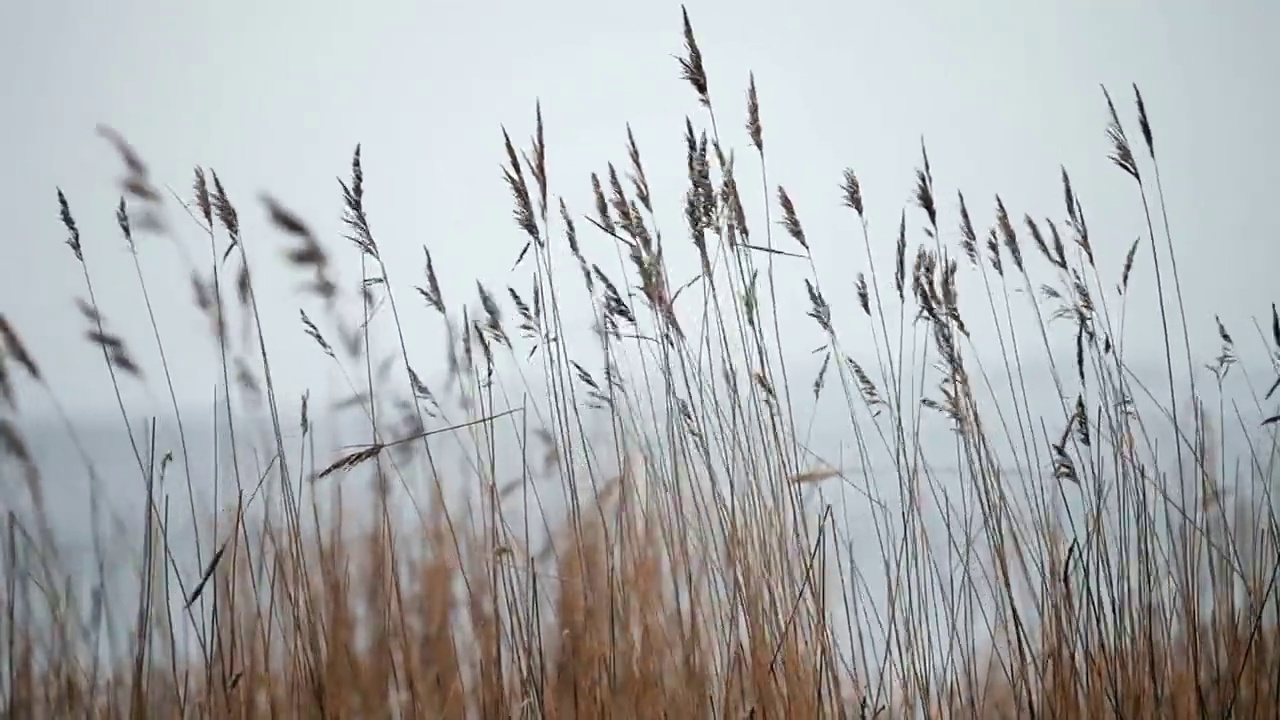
[4,1,1279,678]
[2,0,1277,418]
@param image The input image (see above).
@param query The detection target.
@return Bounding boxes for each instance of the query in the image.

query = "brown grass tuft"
[4,8,1277,720]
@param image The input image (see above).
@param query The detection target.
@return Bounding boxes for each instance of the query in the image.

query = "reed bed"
[1,7,1277,718]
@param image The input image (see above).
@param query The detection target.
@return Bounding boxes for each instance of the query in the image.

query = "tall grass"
[2,7,1278,717]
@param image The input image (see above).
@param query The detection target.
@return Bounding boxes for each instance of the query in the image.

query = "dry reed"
[2,6,1278,719]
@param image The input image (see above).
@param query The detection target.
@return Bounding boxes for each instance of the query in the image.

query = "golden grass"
[2,5,1279,718]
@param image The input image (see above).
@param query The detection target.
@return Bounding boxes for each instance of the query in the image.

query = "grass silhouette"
[1,6,1278,717]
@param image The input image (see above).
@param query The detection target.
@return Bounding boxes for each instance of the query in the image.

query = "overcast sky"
[4,3,1279,676]
[2,0,1277,421]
